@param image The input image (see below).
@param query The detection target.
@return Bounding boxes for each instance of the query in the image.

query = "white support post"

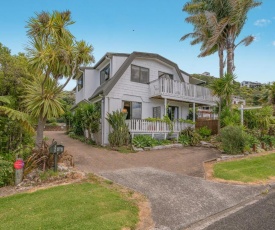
[164,98,167,116]
[193,103,196,123]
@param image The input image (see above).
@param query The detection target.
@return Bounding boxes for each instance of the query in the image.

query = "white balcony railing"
[149,77,218,104]
[125,119,194,134]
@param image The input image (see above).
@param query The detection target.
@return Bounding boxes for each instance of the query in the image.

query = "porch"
[149,77,218,106]
[125,119,194,139]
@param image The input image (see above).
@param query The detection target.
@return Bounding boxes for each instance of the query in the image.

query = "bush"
[260,135,275,147]
[178,134,190,146]
[221,107,240,127]
[197,126,212,138]
[132,135,158,148]
[0,157,13,187]
[106,111,130,147]
[180,127,201,146]
[246,134,260,148]
[220,126,250,154]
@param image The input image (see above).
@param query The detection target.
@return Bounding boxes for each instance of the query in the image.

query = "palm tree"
[23,75,64,128]
[209,73,236,108]
[25,11,95,148]
[182,0,261,75]
[0,96,34,134]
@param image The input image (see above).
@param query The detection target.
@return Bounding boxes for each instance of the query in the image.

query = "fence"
[195,119,218,135]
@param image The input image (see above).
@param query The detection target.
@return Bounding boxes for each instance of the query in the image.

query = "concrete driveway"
[45,131,265,230]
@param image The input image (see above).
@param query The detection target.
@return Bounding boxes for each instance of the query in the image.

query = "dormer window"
[158,71,173,80]
[131,65,149,84]
[100,64,110,85]
[77,74,83,91]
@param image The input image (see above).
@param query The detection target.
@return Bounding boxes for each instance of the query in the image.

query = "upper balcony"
[149,77,218,106]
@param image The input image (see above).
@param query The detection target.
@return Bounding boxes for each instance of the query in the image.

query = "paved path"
[46,131,265,230]
[102,168,264,230]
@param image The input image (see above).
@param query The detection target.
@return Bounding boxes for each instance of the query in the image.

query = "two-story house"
[73,52,218,145]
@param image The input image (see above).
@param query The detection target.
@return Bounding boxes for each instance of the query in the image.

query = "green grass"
[0,182,138,230]
[214,153,275,183]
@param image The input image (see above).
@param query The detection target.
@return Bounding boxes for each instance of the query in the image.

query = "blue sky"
[0,0,274,90]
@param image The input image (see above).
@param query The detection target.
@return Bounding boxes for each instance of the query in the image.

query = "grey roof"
[73,53,131,80]
[89,51,187,100]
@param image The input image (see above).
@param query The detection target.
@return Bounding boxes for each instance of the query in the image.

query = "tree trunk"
[227,39,234,75]
[218,46,224,79]
[218,46,224,133]
[35,114,47,149]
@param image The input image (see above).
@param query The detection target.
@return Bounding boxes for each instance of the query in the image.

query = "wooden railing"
[125,119,194,133]
[149,77,218,103]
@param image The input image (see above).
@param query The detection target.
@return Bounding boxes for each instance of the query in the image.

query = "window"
[100,64,110,85]
[122,101,142,119]
[131,65,149,84]
[167,106,179,121]
[153,106,161,119]
[77,74,83,91]
[158,71,173,80]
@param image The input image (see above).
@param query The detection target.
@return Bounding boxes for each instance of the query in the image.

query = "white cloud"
[272,41,275,46]
[253,33,261,42]
[254,19,271,27]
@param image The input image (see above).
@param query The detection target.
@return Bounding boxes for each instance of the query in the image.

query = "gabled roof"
[73,53,130,79]
[89,51,186,100]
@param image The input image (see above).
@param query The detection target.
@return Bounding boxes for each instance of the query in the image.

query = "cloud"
[253,33,261,42]
[254,19,271,27]
[272,41,275,46]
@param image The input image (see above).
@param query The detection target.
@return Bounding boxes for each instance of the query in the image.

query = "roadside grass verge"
[214,153,275,183]
[0,181,138,230]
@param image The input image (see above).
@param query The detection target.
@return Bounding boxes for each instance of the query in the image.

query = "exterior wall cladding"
[75,54,200,145]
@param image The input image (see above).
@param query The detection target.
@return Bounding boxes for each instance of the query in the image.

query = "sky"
[0,0,274,90]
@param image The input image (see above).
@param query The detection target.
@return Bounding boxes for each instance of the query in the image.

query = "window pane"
[123,101,131,120]
[77,75,83,91]
[100,64,110,85]
[153,106,161,118]
[131,65,140,82]
[100,71,105,85]
[140,68,149,83]
[132,102,142,119]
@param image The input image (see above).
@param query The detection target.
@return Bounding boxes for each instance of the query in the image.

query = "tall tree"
[25,11,94,148]
[209,73,236,108]
[182,0,261,75]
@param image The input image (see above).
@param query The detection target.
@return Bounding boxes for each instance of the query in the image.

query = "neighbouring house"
[73,52,218,145]
[201,71,210,76]
[241,81,262,88]
[197,106,218,120]
[232,95,246,106]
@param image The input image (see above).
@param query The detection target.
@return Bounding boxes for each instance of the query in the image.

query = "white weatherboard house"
[73,52,218,145]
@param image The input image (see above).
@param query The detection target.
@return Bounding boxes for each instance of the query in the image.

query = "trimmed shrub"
[220,126,250,154]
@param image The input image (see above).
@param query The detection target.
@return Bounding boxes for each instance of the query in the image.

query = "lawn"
[0,182,138,230]
[214,153,275,183]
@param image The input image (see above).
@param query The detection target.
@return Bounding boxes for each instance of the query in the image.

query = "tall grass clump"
[106,110,130,147]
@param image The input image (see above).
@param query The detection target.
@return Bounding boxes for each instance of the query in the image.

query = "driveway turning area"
[102,167,264,229]
[46,132,265,229]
